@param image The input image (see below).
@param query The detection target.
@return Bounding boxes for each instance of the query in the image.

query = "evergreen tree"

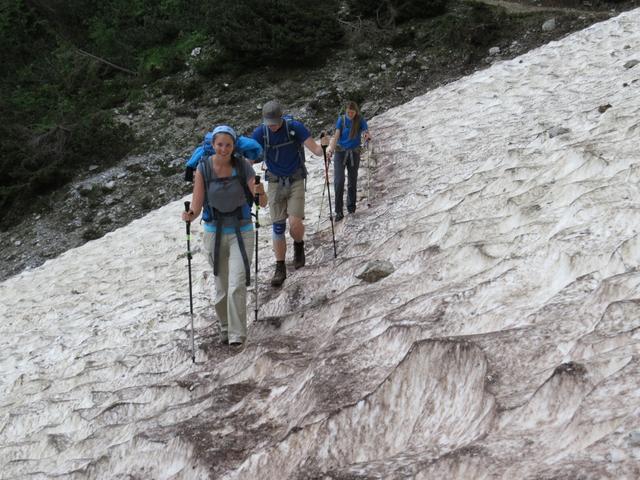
[213,0,343,65]
[347,0,449,25]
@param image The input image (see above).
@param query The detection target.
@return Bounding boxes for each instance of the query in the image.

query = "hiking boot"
[271,261,286,287]
[335,212,344,222]
[293,241,305,269]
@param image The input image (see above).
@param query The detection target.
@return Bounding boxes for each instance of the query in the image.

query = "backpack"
[262,114,307,179]
[198,153,255,223]
[185,132,262,181]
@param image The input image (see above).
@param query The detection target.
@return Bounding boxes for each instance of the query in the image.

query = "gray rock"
[548,126,570,138]
[489,47,501,56]
[598,103,612,113]
[628,430,640,446]
[542,18,557,32]
[361,101,377,115]
[623,59,639,69]
[356,260,395,283]
[104,181,116,191]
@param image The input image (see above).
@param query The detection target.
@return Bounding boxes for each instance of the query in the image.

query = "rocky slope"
[1,0,636,281]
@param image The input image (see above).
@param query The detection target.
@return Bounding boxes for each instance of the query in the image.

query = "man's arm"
[303,136,324,157]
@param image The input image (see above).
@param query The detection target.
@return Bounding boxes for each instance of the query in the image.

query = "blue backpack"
[261,114,307,179]
[184,132,263,181]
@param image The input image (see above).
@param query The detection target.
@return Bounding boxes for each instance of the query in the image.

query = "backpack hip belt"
[346,149,356,169]
[336,149,359,169]
[212,207,251,287]
[264,167,305,187]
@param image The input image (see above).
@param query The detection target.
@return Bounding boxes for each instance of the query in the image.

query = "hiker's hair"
[346,101,361,140]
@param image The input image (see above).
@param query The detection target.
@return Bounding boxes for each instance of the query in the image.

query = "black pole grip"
[320,131,328,153]
[255,175,261,184]
[184,201,191,235]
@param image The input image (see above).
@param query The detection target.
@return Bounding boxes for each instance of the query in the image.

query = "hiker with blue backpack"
[326,101,372,221]
[252,100,327,287]
[182,125,267,347]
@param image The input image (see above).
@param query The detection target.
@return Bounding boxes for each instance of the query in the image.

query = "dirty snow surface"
[2,10,640,480]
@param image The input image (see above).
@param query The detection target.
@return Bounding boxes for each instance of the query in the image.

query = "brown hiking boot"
[293,241,305,269]
[271,261,286,287]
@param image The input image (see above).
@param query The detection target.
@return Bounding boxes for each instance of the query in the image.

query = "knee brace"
[272,221,286,241]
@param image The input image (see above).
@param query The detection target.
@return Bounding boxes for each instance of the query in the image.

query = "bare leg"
[289,215,305,242]
[273,237,286,261]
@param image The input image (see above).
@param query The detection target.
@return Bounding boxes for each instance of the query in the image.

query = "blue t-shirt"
[336,115,368,150]
[252,120,310,177]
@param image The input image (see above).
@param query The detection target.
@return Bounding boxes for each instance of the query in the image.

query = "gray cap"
[262,100,283,126]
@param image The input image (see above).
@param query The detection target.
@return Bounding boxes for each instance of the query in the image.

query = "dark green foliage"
[427,1,506,48]
[390,26,416,47]
[0,109,134,224]
[82,227,102,240]
[0,0,213,227]
[26,0,210,71]
[213,0,343,66]
[0,0,54,70]
[392,0,449,22]
[347,0,449,25]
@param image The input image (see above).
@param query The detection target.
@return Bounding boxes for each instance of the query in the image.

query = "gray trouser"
[203,229,254,342]
[333,149,360,214]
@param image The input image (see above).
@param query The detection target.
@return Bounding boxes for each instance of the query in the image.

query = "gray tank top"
[198,157,251,228]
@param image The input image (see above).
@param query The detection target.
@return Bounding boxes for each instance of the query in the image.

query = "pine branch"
[75,48,138,76]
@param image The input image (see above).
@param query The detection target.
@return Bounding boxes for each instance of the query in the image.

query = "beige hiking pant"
[203,229,254,343]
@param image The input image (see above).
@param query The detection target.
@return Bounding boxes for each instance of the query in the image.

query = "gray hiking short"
[267,177,305,222]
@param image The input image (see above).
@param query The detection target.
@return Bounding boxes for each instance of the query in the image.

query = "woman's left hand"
[255,182,266,196]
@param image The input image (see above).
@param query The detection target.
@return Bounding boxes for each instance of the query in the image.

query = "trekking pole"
[364,139,372,208]
[184,201,196,363]
[316,180,326,232]
[253,175,261,322]
[320,133,337,258]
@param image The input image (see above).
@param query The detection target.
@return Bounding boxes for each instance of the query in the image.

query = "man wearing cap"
[252,100,326,287]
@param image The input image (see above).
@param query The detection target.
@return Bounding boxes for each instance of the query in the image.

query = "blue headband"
[211,125,237,142]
